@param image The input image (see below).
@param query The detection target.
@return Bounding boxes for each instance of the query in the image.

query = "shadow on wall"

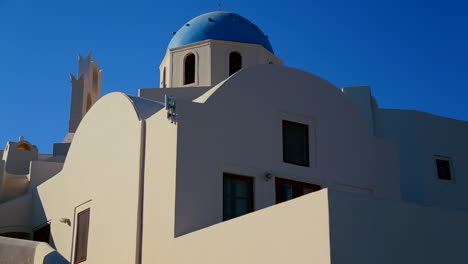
[0,173,61,249]
[374,108,468,209]
[0,236,68,264]
[32,189,57,249]
[0,231,30,239]
[0,193,34,239]
[327,189,468,264]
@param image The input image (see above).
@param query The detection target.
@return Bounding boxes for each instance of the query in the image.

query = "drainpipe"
[135,120,146,264]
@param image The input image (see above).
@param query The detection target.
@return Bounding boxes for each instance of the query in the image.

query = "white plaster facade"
[0,10,467,264]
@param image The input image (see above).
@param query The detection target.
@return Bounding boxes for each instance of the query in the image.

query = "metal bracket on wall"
[165,95,176,123]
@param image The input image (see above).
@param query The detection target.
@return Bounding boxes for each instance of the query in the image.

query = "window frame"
[223,173,254,221]
[74,208,91,264]
[282,120,310,167]
[434,155,455,182]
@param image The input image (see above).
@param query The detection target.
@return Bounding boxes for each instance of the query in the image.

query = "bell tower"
[161,11,282,89]
[68,52,102,134]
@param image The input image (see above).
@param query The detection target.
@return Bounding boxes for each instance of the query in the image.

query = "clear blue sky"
[1,0,467,153]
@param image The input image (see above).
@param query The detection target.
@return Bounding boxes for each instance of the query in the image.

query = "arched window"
[86,94,92,112]
[16,143,31,151]
[162,67,167,88]
[184,53,195,85]
[229,52,242,76]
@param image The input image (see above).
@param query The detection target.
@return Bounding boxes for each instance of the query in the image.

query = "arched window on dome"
[184,53,195,85]
[229,52,242,76]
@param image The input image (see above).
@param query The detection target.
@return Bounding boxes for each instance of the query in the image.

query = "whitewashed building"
[0,11,467,264]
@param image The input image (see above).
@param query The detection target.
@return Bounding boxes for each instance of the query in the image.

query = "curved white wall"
[33,92,145,263]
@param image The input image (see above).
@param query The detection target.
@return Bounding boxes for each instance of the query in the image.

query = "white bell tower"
[160,11,282,89]
[68,52,102,134]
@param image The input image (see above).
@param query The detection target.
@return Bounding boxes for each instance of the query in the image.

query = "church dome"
[167,11,274,54]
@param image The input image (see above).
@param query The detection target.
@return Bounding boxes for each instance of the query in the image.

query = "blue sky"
[1,0,467,153]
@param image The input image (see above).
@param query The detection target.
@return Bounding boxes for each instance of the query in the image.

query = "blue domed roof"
[167,11,274,54]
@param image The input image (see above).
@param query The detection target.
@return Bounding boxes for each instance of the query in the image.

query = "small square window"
[282,120,310,167]
[435,158,452,181]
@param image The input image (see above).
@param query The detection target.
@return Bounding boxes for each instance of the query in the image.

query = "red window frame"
[275,177,321,204]
[74,208,90,264]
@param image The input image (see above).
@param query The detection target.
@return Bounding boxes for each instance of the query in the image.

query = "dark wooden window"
[275,177,321,204]
[184,53,195,85]
[33,223,50,243]
[283,120,310,167]
[436,158,452,181]
[74,208,90,264]
[229,52,242,76]
[223,173,253,221]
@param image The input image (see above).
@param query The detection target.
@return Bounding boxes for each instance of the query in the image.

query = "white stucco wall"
[375,109,468,210]
[33,92,147,263]
[141,108,178,263]
[172,64,400,236]
[341,85,375,134]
